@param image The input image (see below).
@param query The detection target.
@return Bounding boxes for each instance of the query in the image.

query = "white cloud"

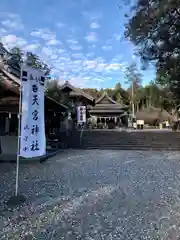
[0,12,24,30]
[105,63,122,71]
[50,54,58,60]
[84,60,96,69]
[67,39,78,44]
[71,53,84,58]
[0,28,7,35]
[54,55,126,87]
[114,33,123,42]
[31,31,41,38]
[66,39,82,50]
[94,63,110,72]
[23,44,40,51]
[82,58,123,73]
[56,22,66,28]
[82,11,102,21]
[0,23,127,88]
[86,52,95,57]
[111,54,123,63]
[31,29,56,41]
[41,46,54,56]
[85,32,97,42]
[69,44,82,50]
[31,29,61,48]
[46,39,60,45]
[1,35,41,54]
[16,38,27,46]
[1,35,17,46]
[66,76,90,88]
[42,47,123,86]
[102,45,112,51]
[2,20,23,30]
[90,22,100,29]
[58,49,66,53]
[1,35,27,49]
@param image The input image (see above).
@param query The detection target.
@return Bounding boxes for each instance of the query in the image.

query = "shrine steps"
[76,130,180,151]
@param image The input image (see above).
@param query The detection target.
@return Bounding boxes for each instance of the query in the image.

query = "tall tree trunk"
[132,80,135,116]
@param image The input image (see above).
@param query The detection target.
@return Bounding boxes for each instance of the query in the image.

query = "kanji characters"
[23,146,28,152]
[24,124,29,130]
[31,140,39,151]
[23,136,28,141]
[32,95,39,105]
[39,76,45,86]
[31,125,39,135]
[32,110,38,120]
[21,70,45,155]
[22,71,27,82]
[32,84,38,93]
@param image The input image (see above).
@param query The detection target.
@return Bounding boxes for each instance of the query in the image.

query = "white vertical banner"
[77,106,86,123]
[19,65,46,158]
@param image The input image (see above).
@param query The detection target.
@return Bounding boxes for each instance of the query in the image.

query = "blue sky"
[0,0,155,89]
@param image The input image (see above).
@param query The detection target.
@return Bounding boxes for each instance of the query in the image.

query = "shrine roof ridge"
[59,81,95,102]
[95,91,117,104]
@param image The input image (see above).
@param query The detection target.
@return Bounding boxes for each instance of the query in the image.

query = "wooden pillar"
[5,114,10,134]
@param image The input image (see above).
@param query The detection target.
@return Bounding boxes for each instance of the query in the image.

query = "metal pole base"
[7,194,26,207]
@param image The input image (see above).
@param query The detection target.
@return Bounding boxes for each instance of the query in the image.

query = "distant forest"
[46,79,174,114]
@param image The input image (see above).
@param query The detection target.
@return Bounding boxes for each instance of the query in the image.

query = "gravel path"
[0,150,180,239]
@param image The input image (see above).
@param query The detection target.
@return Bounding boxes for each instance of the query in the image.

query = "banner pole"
[15,62,23,196]
[7,61,26,207]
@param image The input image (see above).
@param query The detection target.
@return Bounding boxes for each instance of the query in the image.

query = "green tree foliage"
[45,80,60,100]
[125,63,142,113]
[46,79,173,113]
[81,88,101,98]
[10,47,23,62]
[45,80,73,107]
[124,0,180,103]
[26,52,51,76]
[0,42,50,76]
[125,63,142,96]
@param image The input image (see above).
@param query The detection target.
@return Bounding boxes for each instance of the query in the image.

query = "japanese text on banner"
[20,66,46,158]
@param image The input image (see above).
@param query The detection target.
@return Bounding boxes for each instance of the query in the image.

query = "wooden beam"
[0,104,19,113]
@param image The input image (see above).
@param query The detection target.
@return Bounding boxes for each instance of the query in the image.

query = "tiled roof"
[0,67,67,109]
[59,81,95,102]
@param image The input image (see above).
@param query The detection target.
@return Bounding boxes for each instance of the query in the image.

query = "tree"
[112,83,126,103]
[0,43,51,76]
[124,0,180,103]
[125,63,142,88]
[141,82,159,108]
[115,82,121,91]
[45,79,73,106]
[113,83,122,102]
[10,47,23,62]
[45,79,60,100]
[125,63,142,115]
[115,92,122,104]
[81,88,101,98]
[26,52,51,76]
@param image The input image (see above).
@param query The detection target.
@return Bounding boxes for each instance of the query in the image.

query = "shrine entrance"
[89,92,129,129]
[96,116,123,128]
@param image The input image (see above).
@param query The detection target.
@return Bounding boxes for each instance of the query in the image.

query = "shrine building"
[60,81,129,127]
